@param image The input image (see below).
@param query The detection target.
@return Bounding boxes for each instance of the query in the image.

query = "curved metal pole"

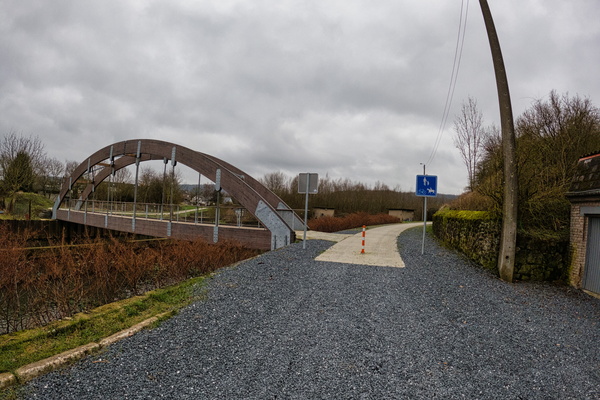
[479,0,518,282]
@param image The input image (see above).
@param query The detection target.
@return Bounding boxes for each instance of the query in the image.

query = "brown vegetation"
[451,91,600,234]
[308,212,400,233]
[446,191,497,213]
[260,173,456,220]
[0,225,258,334]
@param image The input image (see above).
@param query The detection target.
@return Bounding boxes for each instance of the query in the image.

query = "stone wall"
[432,210,500,272]
[515,232,570,281]
[433,210,569,281]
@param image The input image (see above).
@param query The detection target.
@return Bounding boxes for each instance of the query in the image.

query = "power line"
[425,0,470,168]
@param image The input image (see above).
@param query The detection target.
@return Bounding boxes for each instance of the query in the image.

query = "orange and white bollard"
[361,225,366,254]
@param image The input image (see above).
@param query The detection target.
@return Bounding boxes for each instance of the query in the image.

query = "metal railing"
[59,199,262,228]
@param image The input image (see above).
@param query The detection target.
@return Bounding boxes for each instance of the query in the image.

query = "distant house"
[566,152,600,296]
[190,195,207,206]
[388,208,415,222]
[313,207,334,219]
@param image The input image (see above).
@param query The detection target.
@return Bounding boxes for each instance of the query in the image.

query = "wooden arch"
[52,139,303,249]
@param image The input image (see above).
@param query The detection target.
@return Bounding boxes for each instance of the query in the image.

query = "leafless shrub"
[0,227,258,334]
[308,212,400,233]
[446,191,498,212]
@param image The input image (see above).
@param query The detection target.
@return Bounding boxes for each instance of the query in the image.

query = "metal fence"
[58,199,262,228]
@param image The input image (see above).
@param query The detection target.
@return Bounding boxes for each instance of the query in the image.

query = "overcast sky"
[1,0,599,194]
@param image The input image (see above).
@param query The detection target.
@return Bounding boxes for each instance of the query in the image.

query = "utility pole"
[420,163,427,255]
[479,0,518,282]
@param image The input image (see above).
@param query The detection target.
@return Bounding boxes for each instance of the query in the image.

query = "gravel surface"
[20,228,600,399]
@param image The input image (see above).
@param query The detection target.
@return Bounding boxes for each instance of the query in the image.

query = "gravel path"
[20,228,599,399]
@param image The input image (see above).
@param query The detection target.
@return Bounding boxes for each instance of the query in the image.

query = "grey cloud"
[1,0,599,194]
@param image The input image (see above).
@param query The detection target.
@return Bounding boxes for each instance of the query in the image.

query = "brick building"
[313,207,335,219]
[388,209,415,222]
[566,152,600,295]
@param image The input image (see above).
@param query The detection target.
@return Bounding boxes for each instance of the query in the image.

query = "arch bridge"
[52,139,303,250]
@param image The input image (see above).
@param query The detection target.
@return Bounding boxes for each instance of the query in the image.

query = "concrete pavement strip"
[311,222,424,268]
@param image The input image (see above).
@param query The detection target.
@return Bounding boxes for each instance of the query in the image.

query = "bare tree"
[0,132,46,184]
[46,157,65,194]
[475,91,600,231]
[453,97,488,191]
[373,181,391,191]
[473,124,503,207]
[63,160,79,180]
[516,90,600,191]
[0,132,47,209]
[1,133,46,195]
[260,171,289,197]
[35,156,65,196]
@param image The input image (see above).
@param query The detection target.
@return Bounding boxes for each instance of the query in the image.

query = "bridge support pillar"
[255,200,295,250]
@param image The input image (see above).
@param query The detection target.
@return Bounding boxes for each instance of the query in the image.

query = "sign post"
[298,173,319,249]
[416,174,438,254]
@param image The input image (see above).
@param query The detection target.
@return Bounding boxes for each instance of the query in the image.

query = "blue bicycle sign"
[416,175,438,197]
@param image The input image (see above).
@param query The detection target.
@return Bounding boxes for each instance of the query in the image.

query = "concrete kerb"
[0,255,260,392]
[0,372,17,390]
[98,315,161,347]
[294,230,354,243]
[1,313,169,389]
[14,343,101,383]
[1,227,425,390]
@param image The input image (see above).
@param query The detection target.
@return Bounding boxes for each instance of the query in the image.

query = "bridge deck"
[55,209,277,250]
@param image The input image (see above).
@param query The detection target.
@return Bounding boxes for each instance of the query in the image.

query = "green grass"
[177,205,199,211]
[1,192,53,219]
[434,209,496,221]
[0,276,207,374]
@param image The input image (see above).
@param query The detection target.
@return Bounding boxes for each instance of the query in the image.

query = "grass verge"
[0,275,207,375]
[1,192,53,220]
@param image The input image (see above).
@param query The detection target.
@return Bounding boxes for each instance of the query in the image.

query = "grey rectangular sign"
[298,173,319,194]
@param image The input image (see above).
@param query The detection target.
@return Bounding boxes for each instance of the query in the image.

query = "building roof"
[567,152,600,198]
